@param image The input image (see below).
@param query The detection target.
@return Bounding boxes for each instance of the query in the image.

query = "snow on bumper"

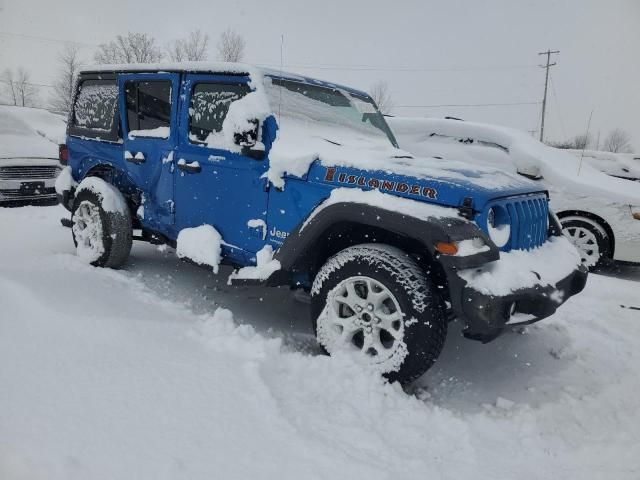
[452,236,588,342]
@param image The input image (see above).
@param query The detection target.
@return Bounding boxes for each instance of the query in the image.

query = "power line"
[256,62,539,73]
[538,49,559,142]
[0,79,54,89]
[0,31,97,48]
[395,101,540,108]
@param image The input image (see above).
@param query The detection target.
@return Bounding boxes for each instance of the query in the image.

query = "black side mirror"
[241,145,265,160]
[233,119,259,148]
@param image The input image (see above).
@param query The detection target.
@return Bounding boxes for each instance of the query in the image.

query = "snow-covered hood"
[0,105,66,159]
[389,117,640,206]
[268,119,542,210]
[565,149,640,181]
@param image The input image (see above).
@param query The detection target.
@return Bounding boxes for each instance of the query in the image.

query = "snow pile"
[2,205,640,479]
[227,245,281,283]
[54,166,77,196]
[302,187,463,231]
[75,177,128,214]
[458,236,581,296]
[128,126,169,139]
[389,116,640,205]
[176,225,222,273]
[456,237,490,256]
[213,91,270,152]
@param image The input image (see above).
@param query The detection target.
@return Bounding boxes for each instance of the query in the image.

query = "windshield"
[265,77,398,148]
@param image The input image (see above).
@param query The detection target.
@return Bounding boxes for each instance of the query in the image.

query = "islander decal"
[323,167,437,199]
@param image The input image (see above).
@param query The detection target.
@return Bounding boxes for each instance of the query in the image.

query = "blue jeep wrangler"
[57,63,587,384]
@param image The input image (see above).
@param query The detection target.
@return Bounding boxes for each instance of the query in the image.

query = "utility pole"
[538,49,559,143]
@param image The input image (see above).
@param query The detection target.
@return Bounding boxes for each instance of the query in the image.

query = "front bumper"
[457,265,587,342]
[445,235,588,343]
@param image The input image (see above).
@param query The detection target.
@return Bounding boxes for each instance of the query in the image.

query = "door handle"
[177,159,201,174]
[125,151,146,164]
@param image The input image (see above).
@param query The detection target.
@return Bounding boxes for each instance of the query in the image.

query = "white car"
[388,116,640,269]
[0,105,66,204]
[565,149,640,182]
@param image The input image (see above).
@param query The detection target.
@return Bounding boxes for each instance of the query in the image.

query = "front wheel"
[311,244,447,385]
[560,216,611,271]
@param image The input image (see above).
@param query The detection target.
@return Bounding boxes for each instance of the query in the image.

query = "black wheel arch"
[273,202,499,291]
[82,163,140,228]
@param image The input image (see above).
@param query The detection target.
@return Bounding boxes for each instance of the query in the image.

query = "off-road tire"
[311,244,447,385]
[71,183,132,269]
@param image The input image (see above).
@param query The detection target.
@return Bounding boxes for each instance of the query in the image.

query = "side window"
[125,80,172,138]
[72,79,118,133]
[188,83,251,143]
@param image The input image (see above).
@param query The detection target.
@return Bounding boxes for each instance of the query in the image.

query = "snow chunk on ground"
[302,187,463,231]
[75,177,128,214]
[54,166,76,196]
[458,236,581,296]
[228,245,281,283]
[176,225,222,273]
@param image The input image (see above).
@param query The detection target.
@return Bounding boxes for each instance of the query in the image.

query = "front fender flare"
[274,201,499,277]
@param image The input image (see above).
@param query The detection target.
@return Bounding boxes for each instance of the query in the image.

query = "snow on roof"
[78,62,370,98]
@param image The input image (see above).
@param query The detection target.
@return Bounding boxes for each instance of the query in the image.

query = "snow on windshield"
[265,78,394,146]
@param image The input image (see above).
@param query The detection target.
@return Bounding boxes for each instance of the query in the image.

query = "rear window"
[73,79,118,132]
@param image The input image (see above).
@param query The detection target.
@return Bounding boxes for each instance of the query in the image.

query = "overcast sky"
[1,0,638,151]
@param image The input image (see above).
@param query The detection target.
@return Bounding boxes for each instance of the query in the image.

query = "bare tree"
[15,68,38,106]
[548,133,591,150]
[2,68,38,106]
[50,44,82,114]
[216,29,245,62]
[94,33,163,64]
[167,30,209,61]
[573,133,591,150]
[603,128,633,153]
[369,81,393,115]
[1,69,18,105]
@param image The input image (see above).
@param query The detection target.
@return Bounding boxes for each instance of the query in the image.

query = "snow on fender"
[75,177,129,214]
[176,225,223,273]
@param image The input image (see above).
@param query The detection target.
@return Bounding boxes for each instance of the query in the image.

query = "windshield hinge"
[459,197,475,220]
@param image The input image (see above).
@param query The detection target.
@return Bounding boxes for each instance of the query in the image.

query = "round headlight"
[487,206,511,248]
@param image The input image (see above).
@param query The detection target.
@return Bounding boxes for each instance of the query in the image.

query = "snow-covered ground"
[1,205,640,480]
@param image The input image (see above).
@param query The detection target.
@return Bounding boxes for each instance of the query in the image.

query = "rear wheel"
[560,216,611,270]
[71,179,132,268]
[311,244,447,385]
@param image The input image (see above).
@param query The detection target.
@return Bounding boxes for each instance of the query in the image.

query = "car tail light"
[59,144,68,165]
